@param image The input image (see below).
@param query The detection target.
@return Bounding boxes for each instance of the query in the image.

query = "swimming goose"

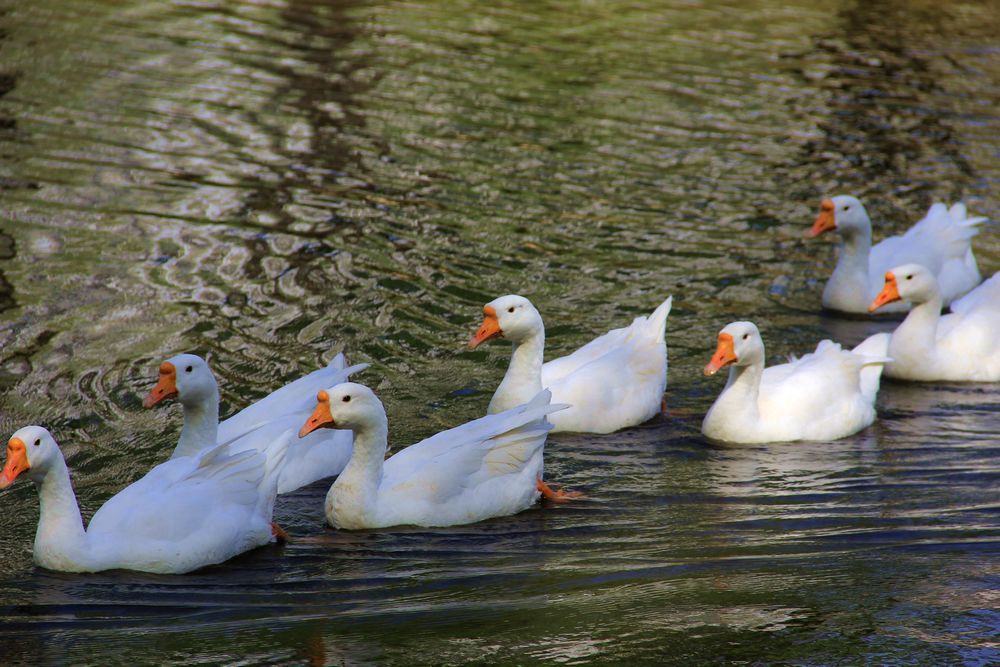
[702,322,890,443]
[869,264,1000,381]
[297,383,571,529]
[806,195,985,313]
[469,295,672,433]
[0,425,286,574]
[144,353,366,493]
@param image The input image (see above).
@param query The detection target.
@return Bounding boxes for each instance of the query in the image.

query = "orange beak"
[0,437,30,489]
[143,361,178,408]
[869,272,901,312]
[805,198,836,239]
[299,390,336,438]
[468,305,503,349]
[704,333,738,376]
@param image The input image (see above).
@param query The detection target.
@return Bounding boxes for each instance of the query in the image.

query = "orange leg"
[661,397,668,414]
[537,479,584,503]
[271,522,290,543]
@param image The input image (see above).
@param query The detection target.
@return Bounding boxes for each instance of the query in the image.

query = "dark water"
[1,0,999,664]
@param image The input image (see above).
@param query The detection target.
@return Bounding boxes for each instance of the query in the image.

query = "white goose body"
[869,264,1000,382]
[1,426,285,574]
[702,322,890,444]
[298,384,563,529]
[808,196,985,314]
[470,295,672,434]
[146,353,366,493]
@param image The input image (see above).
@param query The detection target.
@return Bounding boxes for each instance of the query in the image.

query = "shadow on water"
[0,231,22,392]
[798,2,977,199]
[0,34,23,391]
[0,16,19,328]
[0,231,14,312]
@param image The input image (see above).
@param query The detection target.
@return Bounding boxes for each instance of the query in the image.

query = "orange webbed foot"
[537,479,584,503]
[271,522,291,543]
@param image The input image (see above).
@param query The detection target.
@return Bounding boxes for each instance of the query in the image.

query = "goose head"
[468,294,544,349]
[143,354,218,409]
[869,263,938,312]
[0,426,61,488]
[298,382,386,437]
[704,322,765,376]
[806,195,870,239]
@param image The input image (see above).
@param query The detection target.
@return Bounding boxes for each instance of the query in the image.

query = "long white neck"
[489,329,544,414]
[823,225,874,310]
[703,359,764,440]
[32,457,91,571]
[172,391,220,459]
[887,292,943,369]
[326,416,388,529]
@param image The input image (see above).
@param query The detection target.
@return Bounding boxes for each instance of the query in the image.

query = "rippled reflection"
[0,0,999,663]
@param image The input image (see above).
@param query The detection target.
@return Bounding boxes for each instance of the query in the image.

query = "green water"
[0,0,999,664]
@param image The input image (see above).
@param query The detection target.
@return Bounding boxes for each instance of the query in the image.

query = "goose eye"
[905,274,913,280]
[742,334,749,340]
[185,366,193,373]
[342,395,351,403]
[33,439,40,447]
[508,307,515,313]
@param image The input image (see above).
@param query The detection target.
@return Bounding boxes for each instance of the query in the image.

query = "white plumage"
[146,352,366,493]
[870,264,1000,381]
[1,425,285,574]
[470,295,671,434]
[808,195,985,314]
[702,322,890,443]
[298,384,564,529]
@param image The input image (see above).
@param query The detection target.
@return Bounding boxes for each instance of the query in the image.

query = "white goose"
[0,425,286,574]
[468,295,672,433]
[869,264,1000,381]
[297,383,572,529]
[806,195,985,313]
[702,322,890,443]
[144,353,366,493]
